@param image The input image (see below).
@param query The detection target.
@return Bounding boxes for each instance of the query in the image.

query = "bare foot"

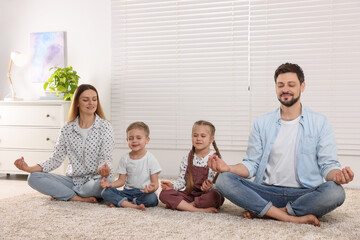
[51,197,57,201]
[244,207,287,219]
[121,201,146,211]
[137,204,146,211]
[201,207,218,213]
[176,200,218,213]
[109,203,115,208]
[69,195,98,203]
[244,211,257,219]
[290,214,321,227]
[261,206,321,227]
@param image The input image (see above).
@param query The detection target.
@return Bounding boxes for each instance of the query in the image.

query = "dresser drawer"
[0,127,59,150]
[0,150,66,174]
[0,105,64,127]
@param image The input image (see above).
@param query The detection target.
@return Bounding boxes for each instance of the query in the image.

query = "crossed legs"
[215,172,345,226]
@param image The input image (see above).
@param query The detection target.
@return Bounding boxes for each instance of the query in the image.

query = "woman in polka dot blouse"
[14,84,114,203]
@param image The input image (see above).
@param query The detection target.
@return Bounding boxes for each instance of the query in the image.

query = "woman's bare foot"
[290,214,320,227]
[121,201,146,211]
[69,195,98,203]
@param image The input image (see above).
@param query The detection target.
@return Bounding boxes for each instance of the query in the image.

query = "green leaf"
[63,92,72,101]
[44,66,80,96]
[43,82,49,91]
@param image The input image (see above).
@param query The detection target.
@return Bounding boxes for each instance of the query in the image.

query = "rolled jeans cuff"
[118,197,128,207]
[259,201,273,217]
[286,202,296,216]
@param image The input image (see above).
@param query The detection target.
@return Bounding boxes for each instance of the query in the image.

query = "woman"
[14,84,114,203]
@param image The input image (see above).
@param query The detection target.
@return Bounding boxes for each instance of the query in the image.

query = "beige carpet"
[1,188,359,240]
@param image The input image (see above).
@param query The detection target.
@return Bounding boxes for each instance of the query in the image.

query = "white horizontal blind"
[249,0,360,156]
[111,0,251,151]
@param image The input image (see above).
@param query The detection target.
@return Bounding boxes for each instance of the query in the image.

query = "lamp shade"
[11,51,27,66]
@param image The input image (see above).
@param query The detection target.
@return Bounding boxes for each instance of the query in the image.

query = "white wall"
[1,0,358,188]
[0,0,111,117]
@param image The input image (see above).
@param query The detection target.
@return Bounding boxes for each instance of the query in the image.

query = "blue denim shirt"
[242,105,341,188]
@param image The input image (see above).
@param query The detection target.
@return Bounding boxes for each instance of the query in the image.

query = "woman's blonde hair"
[67,84,106,122]
[185,120,222,195]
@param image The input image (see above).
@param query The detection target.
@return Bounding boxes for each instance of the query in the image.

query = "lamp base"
[4,97,23,101]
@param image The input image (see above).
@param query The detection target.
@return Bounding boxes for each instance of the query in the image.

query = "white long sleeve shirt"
[39,114,114,186]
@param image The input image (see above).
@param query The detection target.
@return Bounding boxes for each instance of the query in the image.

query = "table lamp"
[4,51,27,101]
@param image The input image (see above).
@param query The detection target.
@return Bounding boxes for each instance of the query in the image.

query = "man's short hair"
[274,63,305,84]
[126,121,150,137]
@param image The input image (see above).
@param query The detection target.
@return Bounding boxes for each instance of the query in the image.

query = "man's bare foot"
[244,207,286,219]
[244,211,258,219]
[260,206,321,227]
[69,195,98,203]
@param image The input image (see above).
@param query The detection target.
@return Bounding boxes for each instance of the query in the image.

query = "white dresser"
[0,101,71,175]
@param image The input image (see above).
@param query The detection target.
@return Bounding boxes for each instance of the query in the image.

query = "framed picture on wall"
[30,31,66,83]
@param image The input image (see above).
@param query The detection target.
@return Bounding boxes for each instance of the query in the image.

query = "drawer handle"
[46,114,50,118]
[46,138,50,141]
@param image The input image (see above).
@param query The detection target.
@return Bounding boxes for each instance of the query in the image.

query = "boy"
[100,122,161,210]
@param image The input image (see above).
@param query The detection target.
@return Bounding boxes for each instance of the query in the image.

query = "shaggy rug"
[1,188,359,240]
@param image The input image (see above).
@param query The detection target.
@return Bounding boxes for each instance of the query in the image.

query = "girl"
[159,120,224,213]
[14,84,114,203]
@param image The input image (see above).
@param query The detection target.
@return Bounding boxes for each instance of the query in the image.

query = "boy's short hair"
[126,121,150,137]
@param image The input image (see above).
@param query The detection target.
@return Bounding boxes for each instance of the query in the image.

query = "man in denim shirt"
[208,63,354,226]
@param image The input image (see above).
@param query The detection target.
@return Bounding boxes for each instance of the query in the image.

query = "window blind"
[111,0,251,151]
[111,0,360,156]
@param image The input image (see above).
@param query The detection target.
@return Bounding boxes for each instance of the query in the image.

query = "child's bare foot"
[176,200,218,213]
[121,201,146,211]
[70,195,98,203]
[137,204,146,211]
[201,207,218,213]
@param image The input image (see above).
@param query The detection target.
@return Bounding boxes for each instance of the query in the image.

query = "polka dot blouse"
[39,114,114,186]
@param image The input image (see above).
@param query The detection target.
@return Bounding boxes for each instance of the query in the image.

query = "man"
[208,63,354,226]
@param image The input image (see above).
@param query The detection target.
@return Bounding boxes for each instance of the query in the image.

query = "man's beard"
[278,93,300,107]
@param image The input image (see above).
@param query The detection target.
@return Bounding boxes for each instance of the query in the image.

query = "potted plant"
[43,66,80,101]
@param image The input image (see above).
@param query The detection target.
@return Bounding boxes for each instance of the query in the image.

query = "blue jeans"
[215,172,345,218]
[101,187,159,208]
[27,172,109,200]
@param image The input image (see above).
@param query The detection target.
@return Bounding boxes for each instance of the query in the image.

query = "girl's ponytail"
[212,140,222,183]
